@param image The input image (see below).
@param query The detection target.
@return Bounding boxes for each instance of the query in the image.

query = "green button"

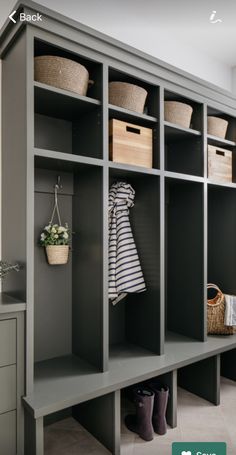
[172,442,227,455]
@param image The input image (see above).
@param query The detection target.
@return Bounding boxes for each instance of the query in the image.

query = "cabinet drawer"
[0,365,16,414]
[0,411,16,455]
[0,319,16,367]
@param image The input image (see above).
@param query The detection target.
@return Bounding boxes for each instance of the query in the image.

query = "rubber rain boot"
[149,382,169,435]
[125,387,154,441]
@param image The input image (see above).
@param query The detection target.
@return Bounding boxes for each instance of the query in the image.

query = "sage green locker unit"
[0,2,236,455]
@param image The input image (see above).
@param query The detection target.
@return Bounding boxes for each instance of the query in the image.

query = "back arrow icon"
[9,10,16,23]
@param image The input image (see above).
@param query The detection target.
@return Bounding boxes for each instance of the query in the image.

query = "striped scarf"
[108,181,146,305]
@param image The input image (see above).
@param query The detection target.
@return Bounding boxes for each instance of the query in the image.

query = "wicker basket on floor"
[207,284,234,335]
[34,55,91,96]
[109,82,148,113]
[164,101,193,128]
[207,116,228,139]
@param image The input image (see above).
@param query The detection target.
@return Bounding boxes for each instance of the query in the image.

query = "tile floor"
[45,377,236,455]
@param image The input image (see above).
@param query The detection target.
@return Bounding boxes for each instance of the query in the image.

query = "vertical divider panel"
[26,27,36,396]
[203,103,208,341]
[102,63,109,371]
[159,85,165,354]
[157,370,177,428]
[25,412,44,455]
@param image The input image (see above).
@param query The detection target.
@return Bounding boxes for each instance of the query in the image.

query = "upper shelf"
[109,103,157,126]
[207,134,236,148]
[164,121,201,141]
[34,82,101,120]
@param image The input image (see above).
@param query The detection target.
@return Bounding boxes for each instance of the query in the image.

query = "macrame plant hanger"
[50,176,62,226]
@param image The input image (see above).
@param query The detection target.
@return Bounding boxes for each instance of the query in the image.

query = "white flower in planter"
[39,222,71,266]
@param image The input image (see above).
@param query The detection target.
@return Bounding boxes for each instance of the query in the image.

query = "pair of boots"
[125,382,169,441]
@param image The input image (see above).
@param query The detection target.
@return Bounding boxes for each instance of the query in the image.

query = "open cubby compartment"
[207,106,236,144]
[165,131,203,177]
[164,91,203,176]
[108,113,159,169]
[164,89,203,132]
[33,391,120,455]
[208,184,236,296]
[178,355,221,406]
[121,369,177,437]
[34,94,102,159]
[34,156,104,372]
[109,67,159,119]
[221,348,236,382]
[34,38,102,101]
[108,168,161,358]
[165,178,204,341]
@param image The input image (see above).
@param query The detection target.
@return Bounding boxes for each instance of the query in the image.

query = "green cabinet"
[0,311,25,455]
[0,411,17,455]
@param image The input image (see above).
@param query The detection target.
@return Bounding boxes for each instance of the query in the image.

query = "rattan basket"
[164,101,193,128]
[207,284,234,335]
[46,245,69,265]
[34,55,91,96]
[207,116,228,139]
[109,82,148,113]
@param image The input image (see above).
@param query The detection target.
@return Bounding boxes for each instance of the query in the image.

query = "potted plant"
[39,223,70,265]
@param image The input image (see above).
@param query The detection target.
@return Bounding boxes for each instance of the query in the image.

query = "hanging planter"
[39,179,71,265]
[45,244,69,265]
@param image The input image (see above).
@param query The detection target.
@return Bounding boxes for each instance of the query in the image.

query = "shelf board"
[34,148,103,170]
[165,171,204,183]
[164,121,201,141]
[207,179,236,189]
[207,134,236,148]
[34,81,100,120]
[0,293,26,314]
[109,103,157,125]
[23,333,236,419]
[109,161,160,176]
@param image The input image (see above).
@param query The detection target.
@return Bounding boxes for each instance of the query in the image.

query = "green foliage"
[39,223,71,246]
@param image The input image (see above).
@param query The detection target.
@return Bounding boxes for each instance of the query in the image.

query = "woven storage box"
[207,284,234,335]
[34,55,90,96]
[164,101,193,128]
[109,119,153,168]
[208,145,232,183]
[207,116,228,139]
[46,245,69,265]
[109,82,148,113]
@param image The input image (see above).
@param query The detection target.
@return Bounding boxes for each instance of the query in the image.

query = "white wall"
[232,67,236,94]
[0,0,233,91]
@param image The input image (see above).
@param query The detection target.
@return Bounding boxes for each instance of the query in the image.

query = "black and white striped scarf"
[108,181,146,305]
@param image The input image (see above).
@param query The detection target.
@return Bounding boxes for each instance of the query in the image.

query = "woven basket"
[109,82,148,113]
[207,116,228,139]
[34,56,91,96]
[207,284,234,335]
[164,101,193,128]
[46,245,69,265]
